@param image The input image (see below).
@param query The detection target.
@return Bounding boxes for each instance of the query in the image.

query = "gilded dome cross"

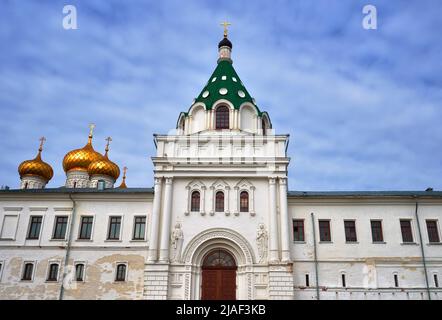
[220,21,231,37]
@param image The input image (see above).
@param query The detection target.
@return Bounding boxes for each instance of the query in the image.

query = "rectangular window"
[79,216,93,240]
[22,263,34,281]
[400,219,413,243]
[319,220,331,242]
[107,216,122,240]
[53,216,68,239]
[305,274,309,287]
[426,220,440,243]
[434,274,439,288]
[47,264,59,281]
[133,217,146,240]
[293,220,305,242]
[394,274,399,287]
[342,274,346,288]
[371,220,383,242]
[344,220,357,242]
[75,264,85,282]
[27,216,42,240]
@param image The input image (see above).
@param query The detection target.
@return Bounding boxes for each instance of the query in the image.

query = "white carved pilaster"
[159,177,173,262]
[278,177,291,262]
[268,177,279,263]
[250,186,256,216]
[148,177,163,261]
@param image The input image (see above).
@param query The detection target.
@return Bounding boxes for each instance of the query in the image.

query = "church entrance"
[201,249,237,300]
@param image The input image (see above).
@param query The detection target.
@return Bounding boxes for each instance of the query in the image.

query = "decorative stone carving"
[256,223,268,264]
[170,222,184,263]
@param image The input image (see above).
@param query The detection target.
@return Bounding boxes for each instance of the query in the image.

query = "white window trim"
[77,214,95,241]
[399,218,416,244]
[370,219,385,243]
[132,215,147,241]
[432,272,439,288]
[114,262,128,282]
[318,219,332,243]
[74,261,87,282]
[0,214,20,240]
[26,215,44,241]
[106,215,124,241]
[21,260,36,282]
[392,271,400,288]
[425,219,441,244]
[343,219,358,243]
[292,218,306,243]
[46,260,61,282]
[51,215,70,241]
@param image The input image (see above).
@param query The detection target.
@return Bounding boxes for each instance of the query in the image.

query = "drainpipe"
[311,212,320,300]
[414,200,431,300]
[59,193,77,300]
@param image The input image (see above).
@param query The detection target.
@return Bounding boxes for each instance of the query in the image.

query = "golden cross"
[88,123,96,137]
[220,21,231,37]
[105,136,112,151]
[39,136,46,151]
[123,166,127,178]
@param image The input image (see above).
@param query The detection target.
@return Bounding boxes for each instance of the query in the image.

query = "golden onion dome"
[62,125,104,172]
[18,137,54,182]
[87,137,120,180]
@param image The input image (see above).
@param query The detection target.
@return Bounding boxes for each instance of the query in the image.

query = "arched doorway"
[201,249,237,300]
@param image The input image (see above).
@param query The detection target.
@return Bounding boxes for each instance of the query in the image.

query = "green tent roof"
[194,59,262,114]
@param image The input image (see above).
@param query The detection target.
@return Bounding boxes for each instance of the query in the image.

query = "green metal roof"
[194,59,261,114]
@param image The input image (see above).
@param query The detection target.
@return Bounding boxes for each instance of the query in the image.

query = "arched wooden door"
[201,249,237,300]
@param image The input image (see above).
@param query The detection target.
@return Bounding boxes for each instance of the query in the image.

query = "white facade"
[0,35,441,300]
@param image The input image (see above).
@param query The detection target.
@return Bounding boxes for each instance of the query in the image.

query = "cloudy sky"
[0,0,441,191]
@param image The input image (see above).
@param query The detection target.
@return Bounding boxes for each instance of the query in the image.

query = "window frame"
[26,215,43,240]
[426,220,440,243]
[132,216,147,241]
[190,190,201,212]
[370,220,384,243]
[399,219,414,243]
[318,219,332,242]
[239,191,249,213]
[215,191,225,212]
[21,261,35,281]
[393,273,399,288]
[78,215,94,240]
[107,216,123,241]
[115,263,128,282]
[46,262,60,282]
[215,105,230,130]
[292,219,305,242]
[74,262,86,282]
[52,215,69,240]
[305,273,310,287]
[341,273,346,288]
[344,220,357,242]
[433,273,439,288]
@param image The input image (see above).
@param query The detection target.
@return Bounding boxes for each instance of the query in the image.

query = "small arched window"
[115,264,127,282]
[216,106,229,129]
[75,263,85,281]
[240,191,249,212]
[191,191,200,212]
[262,118,266,135]
[215,191,224,212]
[24,182,28,189]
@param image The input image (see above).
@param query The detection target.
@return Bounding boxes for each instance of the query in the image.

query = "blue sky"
[0,0,441,191]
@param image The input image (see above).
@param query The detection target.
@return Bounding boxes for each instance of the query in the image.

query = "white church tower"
[145,24,294,300]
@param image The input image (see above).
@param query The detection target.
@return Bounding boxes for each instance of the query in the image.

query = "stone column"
[210,186,215,216]
[250,186,256,216]
[279,178,291,262]
[184,186,190,216]
[159,177,173,262]
[225,186,230,215]
[233,186,239,215]
[268,178,279,263]
[201,186,206,215]
[148,177,163,262]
